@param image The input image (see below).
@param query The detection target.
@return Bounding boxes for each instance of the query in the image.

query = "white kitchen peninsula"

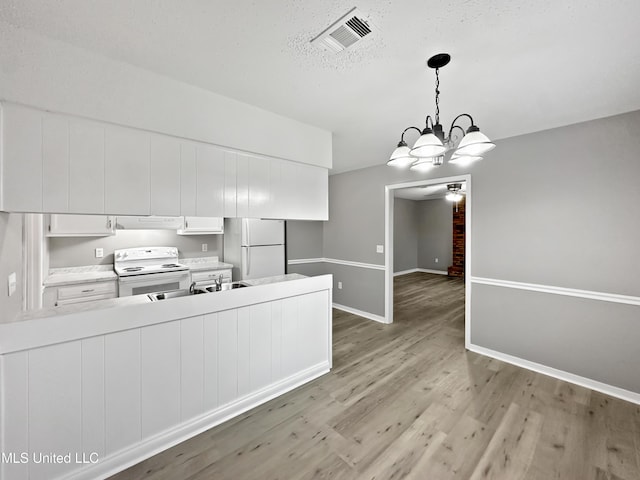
[0,274,332,480]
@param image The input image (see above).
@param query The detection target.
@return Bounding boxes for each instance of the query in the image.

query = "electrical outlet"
[435,257,438,263]
[202,243,208,252]
[8,272,16,296]
[376,245,384,254]
[95,248,104,258]
[338,281,342,289]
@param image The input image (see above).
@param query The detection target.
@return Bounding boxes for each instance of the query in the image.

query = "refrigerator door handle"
[246,247,251,276]
[245,218,251,246]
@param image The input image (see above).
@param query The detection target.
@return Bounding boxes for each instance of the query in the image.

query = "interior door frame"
[384,173,472,349]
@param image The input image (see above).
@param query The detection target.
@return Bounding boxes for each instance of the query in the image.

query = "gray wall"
[316,109,640,395]
[286,221,323,260]
[416,199,452,271]
[393,198,418,273]
[0,213,23,321]
[49,230,223,268]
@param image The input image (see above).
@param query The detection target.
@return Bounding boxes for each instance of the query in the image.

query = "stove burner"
[161,264,181,268]
[124,267,143,272]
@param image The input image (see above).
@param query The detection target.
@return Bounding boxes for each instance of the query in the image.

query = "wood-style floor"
[111,272,640,480]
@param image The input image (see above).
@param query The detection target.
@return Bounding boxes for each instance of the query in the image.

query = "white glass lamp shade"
[454,129,495,157]
[409,132,446,158]
[445,192,463,202]
[409,159,434,172]
[448,154,483,166]
[387,143,414,167]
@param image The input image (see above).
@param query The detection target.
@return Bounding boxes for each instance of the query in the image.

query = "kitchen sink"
[148,282,249,301]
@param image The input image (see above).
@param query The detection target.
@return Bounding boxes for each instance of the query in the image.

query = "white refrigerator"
[223,219,285,281]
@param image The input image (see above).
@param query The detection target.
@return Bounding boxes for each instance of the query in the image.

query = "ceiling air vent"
[311,7,375,53]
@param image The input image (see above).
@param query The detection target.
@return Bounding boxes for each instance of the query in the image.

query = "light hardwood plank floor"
[110,272,640,480]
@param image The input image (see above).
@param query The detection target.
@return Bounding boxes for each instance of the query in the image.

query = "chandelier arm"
[424,115,435,129]
[446,125,466,144]
[401,126,423,142]
[447,113,476,139]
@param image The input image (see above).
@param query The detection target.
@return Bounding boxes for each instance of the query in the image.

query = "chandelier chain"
[435,67,440,124]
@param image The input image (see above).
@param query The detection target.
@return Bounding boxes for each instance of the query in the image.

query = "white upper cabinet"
[150,134,181,216]
[178,217,224,235]
[281,161,328,221]
[1,103,43,212]
[224,150,237,218]
[42,115,70,213]
[180,142,197,216]
[105,126,150,215]
[69,120,105,214]
[46,214,115,237]
[196,144,225,217]
[0,102,329,220]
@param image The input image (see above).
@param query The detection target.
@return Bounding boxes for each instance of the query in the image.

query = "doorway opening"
[384,174,471,349]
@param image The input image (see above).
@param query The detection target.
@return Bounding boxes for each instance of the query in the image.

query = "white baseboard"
[64,362,331,480]
[332,303,387,324]
[394,268,448,277]
[468,343,640,406]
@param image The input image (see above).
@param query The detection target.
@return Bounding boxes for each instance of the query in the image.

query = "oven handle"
[118,270,190,284]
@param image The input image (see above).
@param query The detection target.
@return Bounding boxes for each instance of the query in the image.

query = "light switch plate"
[376,245,384,254]
[202,243,208,252]
[95,248,104,258]
[8,272,16,296]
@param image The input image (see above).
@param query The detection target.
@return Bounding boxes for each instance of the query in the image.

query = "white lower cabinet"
[43,280,118,307]
[0,288,331,480]
[191,268,232,286]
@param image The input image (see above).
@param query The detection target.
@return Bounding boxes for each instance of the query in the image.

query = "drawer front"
[191,269,232,284]
[57,292,117,306]
[57,281,117,301]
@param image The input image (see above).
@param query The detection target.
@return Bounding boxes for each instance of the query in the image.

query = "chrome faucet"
[214,274,223,291]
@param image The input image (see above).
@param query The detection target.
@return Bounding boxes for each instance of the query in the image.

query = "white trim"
[287,258,325,265]
[471,276,640,307]
[287,257,385,271]
[62,362,330,480]
[393,268,448,277]
[468,343,640,406]
[384,174,472,350]
[332,303,387,324]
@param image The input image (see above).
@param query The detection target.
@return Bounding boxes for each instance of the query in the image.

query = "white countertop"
[44,265,117,287]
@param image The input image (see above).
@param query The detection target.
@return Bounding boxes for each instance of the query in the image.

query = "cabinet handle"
[81,289,95,293]
[185,220,189,228]
[107,219,112,229]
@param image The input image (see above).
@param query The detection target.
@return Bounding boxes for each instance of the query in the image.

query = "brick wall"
[447,197,465,277]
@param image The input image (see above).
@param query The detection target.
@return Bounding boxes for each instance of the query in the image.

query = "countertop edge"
[0,274,332,355]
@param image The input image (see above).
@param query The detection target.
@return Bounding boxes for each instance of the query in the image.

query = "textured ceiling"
[2,0,640,173]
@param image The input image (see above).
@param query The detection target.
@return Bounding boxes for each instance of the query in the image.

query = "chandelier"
[387,53,495,170]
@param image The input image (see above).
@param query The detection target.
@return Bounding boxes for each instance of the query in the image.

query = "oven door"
[118,270,190,297]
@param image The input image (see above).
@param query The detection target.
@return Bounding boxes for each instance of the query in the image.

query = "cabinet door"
[248,154,270,218]
[236,153,249,218]
[178,216,224,235]
[105,126,150,215]
[42,114,70,213]
[150,134,181,216]
[1,103,43,212]
[47,214,115,237]
[69,120,105,214]
[196,144,225,217]
[224,150,237,217]
[281,161,328,220]
[180,142,197,216]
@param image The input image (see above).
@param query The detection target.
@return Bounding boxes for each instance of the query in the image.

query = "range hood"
[115,216,185,230]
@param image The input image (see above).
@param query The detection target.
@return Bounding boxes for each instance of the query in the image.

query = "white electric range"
[114,246,190,297]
